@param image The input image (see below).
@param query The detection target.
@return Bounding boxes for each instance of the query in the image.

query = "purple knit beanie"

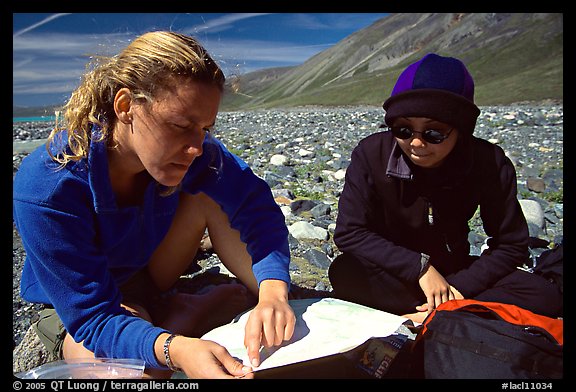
[383,53,480,134]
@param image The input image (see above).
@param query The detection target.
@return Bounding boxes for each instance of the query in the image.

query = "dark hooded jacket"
[334,130,530,298]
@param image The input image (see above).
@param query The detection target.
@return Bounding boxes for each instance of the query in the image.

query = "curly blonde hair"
[48,31,225,166]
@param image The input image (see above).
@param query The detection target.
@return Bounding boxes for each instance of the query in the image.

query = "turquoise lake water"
[13,116,56,123]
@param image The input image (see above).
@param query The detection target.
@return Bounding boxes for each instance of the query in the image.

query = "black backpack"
[414,299,563,379]
[533,242,563,294]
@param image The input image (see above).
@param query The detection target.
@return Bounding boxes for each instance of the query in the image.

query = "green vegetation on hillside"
[220,13,562,111]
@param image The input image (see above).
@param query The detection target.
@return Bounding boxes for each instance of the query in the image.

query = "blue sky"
[13,13,389,108]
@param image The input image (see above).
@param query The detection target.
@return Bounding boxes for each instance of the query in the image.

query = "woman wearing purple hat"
[328,53,562,323]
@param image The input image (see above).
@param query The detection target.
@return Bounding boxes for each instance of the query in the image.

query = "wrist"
[157,333,183,372]
[259,279,289,301]
[418,253,431,279]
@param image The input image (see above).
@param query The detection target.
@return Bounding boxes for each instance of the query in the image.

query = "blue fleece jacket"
[13,133,290,369]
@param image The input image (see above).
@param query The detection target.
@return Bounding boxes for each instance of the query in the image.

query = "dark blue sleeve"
[446,144,529,296]
[13,153,168,369]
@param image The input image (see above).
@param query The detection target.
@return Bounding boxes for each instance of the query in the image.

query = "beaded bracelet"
[163,333,181,372]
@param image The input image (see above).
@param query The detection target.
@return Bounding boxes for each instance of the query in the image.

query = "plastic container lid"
[16,358,146,379]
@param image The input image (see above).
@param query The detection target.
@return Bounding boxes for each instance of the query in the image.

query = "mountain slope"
[221,13,563,110]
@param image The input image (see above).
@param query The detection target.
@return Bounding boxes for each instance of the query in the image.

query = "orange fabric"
[420,299,563,346]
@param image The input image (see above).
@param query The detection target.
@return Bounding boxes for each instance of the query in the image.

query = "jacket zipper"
[444,234,452,253]
[426,200,434,225]
[426,199,452,253]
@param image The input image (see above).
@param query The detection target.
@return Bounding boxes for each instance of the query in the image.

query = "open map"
[202,297,409,372]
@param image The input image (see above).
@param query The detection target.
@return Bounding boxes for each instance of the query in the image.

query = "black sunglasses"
[388,126,454,144]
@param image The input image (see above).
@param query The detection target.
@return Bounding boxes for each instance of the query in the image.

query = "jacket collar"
[386,141,414,180]
[87,128,119,213]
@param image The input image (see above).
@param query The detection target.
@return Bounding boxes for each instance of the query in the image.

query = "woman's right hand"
[159,334,254,379]
[417,264,455,311]
[404,269,464,323]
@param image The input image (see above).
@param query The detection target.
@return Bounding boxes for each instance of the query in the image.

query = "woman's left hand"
[449,285,465,300]
[243,279,296,368]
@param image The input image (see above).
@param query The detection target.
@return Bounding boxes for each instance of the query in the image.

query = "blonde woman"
[13,31,295,379]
